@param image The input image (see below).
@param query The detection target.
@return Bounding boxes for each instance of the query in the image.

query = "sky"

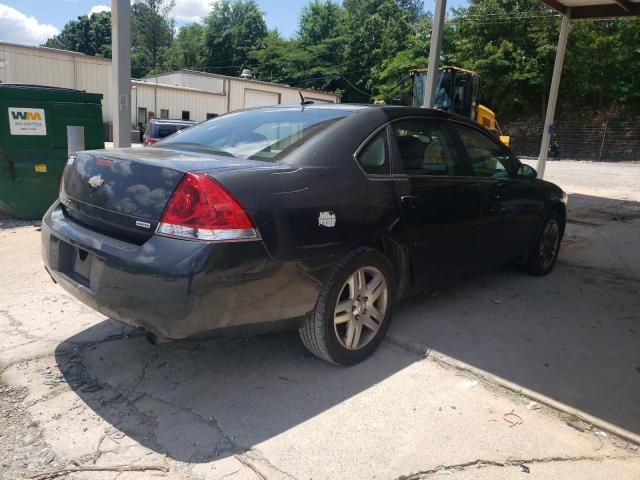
[0,0,468,46]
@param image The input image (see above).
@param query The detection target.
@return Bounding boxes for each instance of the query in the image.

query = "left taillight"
[156,172,259,242]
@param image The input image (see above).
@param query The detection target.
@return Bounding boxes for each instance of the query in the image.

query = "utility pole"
[111,0,131,148]
[154,63,158,119]
[423,0,447,108]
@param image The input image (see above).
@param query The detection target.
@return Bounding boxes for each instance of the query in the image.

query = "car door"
[449,122,543,266]
[390,117,484,289]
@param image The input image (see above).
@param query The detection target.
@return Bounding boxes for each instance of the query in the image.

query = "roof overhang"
[541,0,640,18]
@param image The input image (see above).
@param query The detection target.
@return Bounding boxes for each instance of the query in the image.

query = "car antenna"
[299,91,314,109]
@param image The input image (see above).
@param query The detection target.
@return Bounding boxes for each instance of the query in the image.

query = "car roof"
[151,119,196,124]
[261,103,477,126]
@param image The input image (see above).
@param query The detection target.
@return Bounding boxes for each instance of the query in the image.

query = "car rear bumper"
[41,202,321,339]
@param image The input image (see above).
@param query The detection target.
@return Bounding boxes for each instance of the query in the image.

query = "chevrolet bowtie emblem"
[88,174,104,189]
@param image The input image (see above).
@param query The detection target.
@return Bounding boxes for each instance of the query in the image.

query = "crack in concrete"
[0,352,59,376]
[240,449,299,480]
[235,454,268,480]
[0,329,142,376]
[126,351,158,399]
[1,308,47,343]
[395,455,637,479]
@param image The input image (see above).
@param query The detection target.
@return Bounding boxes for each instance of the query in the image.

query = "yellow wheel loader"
[410,66,510,146]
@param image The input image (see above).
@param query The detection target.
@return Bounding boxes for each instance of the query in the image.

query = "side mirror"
[518,163,537,179]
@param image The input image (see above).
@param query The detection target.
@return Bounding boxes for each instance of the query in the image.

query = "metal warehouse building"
[0,41,340,134]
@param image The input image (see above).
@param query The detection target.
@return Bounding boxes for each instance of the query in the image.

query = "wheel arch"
[550,201,567,235]
[354,236,412,301]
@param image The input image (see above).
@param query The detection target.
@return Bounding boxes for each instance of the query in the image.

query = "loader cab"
[411,67,509,146]
[411,67,479,120]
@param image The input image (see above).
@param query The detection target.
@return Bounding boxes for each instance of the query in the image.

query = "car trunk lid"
[60,147,284,243]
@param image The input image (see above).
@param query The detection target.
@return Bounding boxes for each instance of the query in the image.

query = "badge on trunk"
[88,174,104,189]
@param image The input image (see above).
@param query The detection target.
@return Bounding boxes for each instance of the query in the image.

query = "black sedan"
[41,105,566,365]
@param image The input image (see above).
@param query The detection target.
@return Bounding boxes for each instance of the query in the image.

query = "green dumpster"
[0,84,104,220]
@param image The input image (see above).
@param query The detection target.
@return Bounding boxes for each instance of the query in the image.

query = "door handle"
[401,195,420,208]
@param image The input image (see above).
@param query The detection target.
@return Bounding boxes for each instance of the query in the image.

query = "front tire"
[523,211,563,276]
[299,248,395,365]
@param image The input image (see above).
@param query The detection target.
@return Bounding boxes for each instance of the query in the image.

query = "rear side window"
[357,130,389,175]
[453,124,514,178]
[157,125,179,138]
[391,119,461,176]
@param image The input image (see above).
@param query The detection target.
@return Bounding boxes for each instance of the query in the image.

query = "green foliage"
[44,11,112,58]
[131,0,175,77]
[564,18,640,112]
[202,0,268,75]
[447,0,560,117]
[166,23,205,71]
[298,1,344,46]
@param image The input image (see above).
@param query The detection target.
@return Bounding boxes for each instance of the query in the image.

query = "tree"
[563,18,640,112]
[44,11,112,58]
[341,0,424,102]
[298,1,344,46]
[131,0,176,77]
[373,15,431,104]
[447,0,560,116]
[166,23,205,71]
[202,0,268,75]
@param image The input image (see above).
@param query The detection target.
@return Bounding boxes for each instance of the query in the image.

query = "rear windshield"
[157,108,352,161]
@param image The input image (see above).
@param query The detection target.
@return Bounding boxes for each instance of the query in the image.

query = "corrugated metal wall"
[131,83,227,124]
[148,71,340,108]
[0,42,341,128]
[152,72,225,94]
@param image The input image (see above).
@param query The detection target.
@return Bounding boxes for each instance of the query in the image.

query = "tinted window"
[156,125,179,138]
[453,124,513,178]
[159,108,352,161]
[391,119,461,176]
[357,130,389,175]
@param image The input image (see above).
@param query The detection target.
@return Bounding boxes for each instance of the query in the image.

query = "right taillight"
[145,137,157,145]
[156,172,259,242]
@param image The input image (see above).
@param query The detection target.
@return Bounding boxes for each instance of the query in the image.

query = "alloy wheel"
[539,219,560,269]
[333,266,388,350]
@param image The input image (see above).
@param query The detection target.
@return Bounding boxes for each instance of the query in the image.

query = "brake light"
[156,172,259,242]
[145,137,157,145]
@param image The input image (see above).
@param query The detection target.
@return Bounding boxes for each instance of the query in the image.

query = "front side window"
[391,119,461,176]
[453,124,514,178]
[357,130,389,175]
[158,108,352,161]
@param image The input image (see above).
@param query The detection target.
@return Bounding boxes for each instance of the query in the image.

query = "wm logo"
[11,111,42,121]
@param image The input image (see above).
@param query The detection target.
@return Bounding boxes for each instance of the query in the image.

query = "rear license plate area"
[58,241,93,287]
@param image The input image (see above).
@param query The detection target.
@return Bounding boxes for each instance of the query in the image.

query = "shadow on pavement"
[54,327,417,463]
[55,192,640,463]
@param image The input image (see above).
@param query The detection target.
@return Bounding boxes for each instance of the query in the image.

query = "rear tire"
[299,247,396,365]
[523,211,563,276]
